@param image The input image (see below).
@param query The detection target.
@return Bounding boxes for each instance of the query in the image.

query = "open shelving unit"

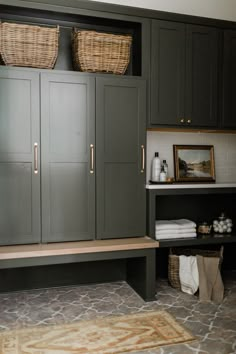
[146,183,236,274]
[146,183,236,247]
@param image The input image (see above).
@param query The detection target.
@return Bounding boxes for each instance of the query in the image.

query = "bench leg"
[126,249,156,301]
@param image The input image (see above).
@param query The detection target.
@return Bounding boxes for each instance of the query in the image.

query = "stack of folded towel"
[155,219,197,240]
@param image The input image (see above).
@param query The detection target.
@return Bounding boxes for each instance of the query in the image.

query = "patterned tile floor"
[0,272,235,354]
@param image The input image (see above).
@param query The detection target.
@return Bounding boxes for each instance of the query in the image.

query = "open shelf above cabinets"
[0,4,143,76]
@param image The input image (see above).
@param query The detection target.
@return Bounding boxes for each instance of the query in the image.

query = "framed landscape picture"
[173,145,215,182]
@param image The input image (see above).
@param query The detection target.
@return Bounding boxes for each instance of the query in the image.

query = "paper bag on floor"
[196,255,224,303]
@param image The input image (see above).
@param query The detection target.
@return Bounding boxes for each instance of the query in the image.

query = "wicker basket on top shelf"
[168,246,224,290]
[0,22,59,69]
[72,29,132,74]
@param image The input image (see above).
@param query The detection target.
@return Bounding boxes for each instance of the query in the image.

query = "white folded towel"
[155,228,196,235]
[179,255,199,295]
[155,232,197,240]
[175,219,197,228]
[155,219,196,231]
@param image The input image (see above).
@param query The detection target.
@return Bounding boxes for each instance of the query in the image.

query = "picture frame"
[173,145,215,183]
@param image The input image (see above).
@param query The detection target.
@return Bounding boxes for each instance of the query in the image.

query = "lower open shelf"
[157,233,236,248]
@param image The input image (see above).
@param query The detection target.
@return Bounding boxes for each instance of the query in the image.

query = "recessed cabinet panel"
[103,164,144,236]
[104,85,138,162]
[41,73,95,242]
[49,82,87,157]
[96,77,146,239]
[49,163,89,240]
[222,31,236,128]
[151,20,185,126]
[185,26,218,127]
[0,163,32,244]
[0,78,31,155]
[0,68,41,245]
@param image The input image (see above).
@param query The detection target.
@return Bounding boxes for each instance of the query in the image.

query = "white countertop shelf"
[146,183,236,190]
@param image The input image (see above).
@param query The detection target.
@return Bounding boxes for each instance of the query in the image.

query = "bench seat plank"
[0,237,159,260]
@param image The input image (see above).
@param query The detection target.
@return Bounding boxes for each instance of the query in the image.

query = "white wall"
[89,0,236,21]
[147,132,236,183]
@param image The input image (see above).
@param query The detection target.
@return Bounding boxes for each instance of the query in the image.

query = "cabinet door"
[96,77,146,239]
[41,73,95,242]
[150,20,185,126]
[0,68,40,245]
[222,30,236,128]
[185,25,219,127]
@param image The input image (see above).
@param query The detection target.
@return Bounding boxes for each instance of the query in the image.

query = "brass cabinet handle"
[90,144,94,174]
[180,118,185,123]
[187,119,192,124]
[34,143,38,175]
[141,145,145,173]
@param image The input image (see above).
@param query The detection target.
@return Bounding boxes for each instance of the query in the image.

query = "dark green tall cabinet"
[41,73,96,242]
[0,68,41,245]
[96,78,146,239]
[0,68,146,245]
[150,20,219,128]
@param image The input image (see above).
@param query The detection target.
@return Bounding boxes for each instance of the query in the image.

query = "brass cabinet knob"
[187,119,192,124]
[180,118,185,123]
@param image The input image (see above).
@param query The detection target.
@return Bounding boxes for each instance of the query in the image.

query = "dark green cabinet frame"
[0,67,147,245]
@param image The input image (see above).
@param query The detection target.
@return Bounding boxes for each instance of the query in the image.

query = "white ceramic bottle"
[151,152,161,182]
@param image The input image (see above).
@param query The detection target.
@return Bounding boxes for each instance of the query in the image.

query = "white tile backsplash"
[147,131,236,183]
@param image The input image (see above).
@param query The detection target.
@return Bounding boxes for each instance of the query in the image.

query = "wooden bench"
[0,237,159,301]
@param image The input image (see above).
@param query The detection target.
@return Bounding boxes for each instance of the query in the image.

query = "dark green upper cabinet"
[0,68,41,245]
[185,25,218,127]
[151,20,185,126]
[150,20,219,128]
[96,77,146,239]
[222,30,236,129]
[41,72,96,243]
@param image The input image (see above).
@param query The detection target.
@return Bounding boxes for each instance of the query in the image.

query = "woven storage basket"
[168,246,224,290]
[72,29,132,74]
[0,22,59,69]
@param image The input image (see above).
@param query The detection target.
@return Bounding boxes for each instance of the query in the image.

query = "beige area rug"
[0,311,195,354]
